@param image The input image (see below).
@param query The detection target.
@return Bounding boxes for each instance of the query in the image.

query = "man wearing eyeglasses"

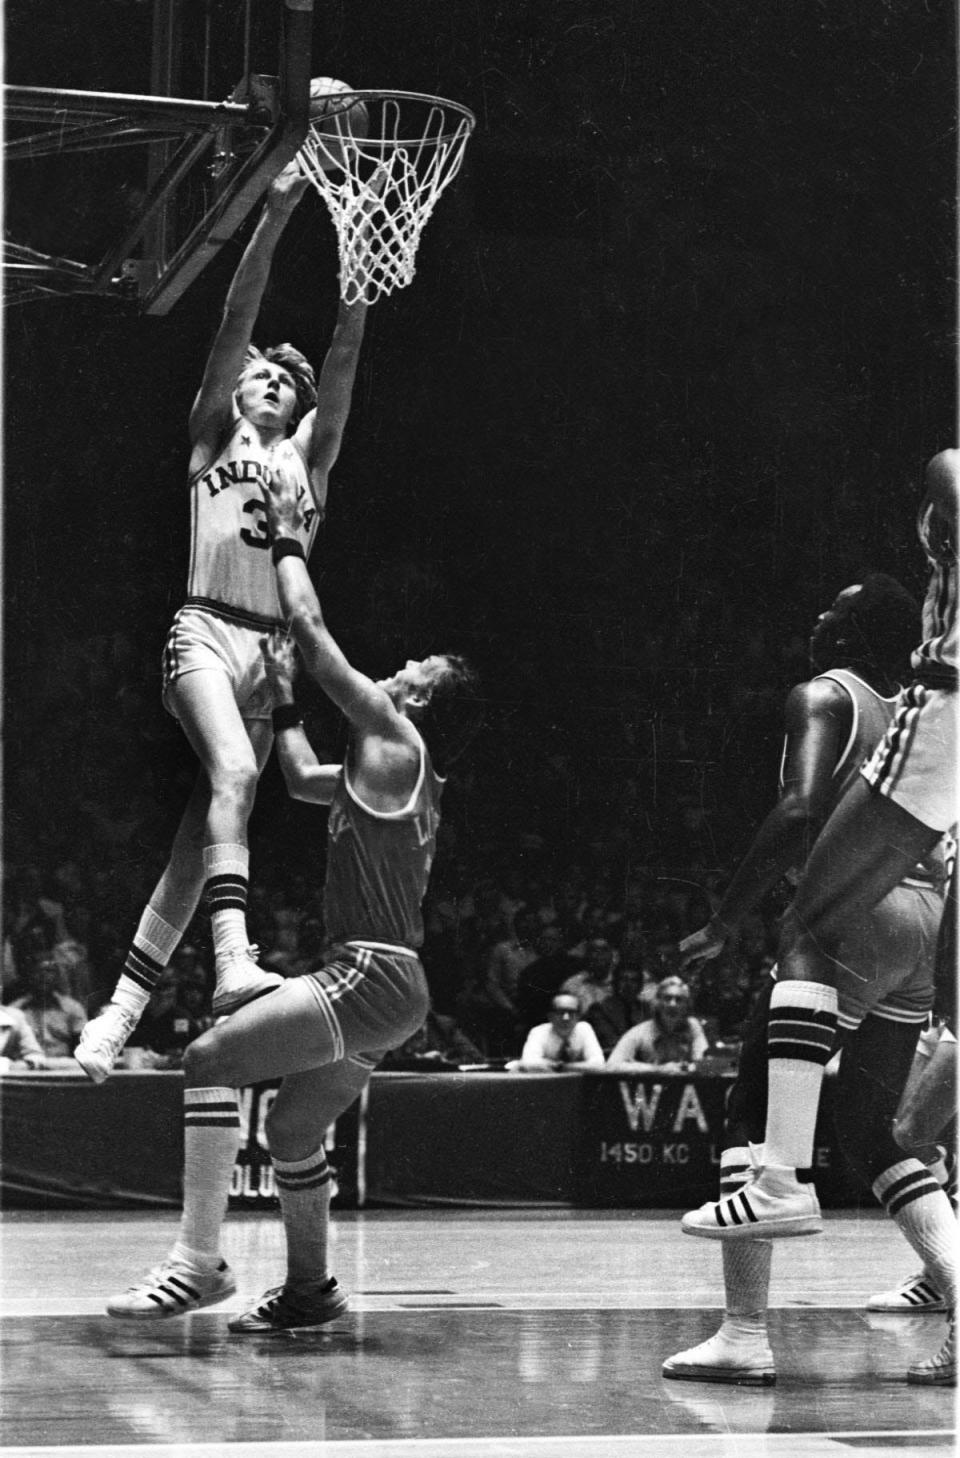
[511,993,605,1072]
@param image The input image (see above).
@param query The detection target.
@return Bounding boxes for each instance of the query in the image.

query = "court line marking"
[0,1294,934,1316]
[5,1430,956,1458]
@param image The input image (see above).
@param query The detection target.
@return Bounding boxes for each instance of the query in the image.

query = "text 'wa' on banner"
[576,1073,860,1207]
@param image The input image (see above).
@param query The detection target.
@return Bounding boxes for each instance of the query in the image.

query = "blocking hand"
[678,920,727,970]
[261,462,304,538]
[261,630,299,696]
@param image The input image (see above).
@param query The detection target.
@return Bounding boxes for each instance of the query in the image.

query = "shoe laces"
[83,1007,134,1045]
[252,1285,302,1321]
[220,945,261,969]
[126,1260,181,1294]
[255,1280,331,1321]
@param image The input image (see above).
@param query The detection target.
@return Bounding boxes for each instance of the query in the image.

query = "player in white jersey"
[102,463,482,1330]
[681,449,959,1386]
[662,576,949,1385]
[76,161,370,1083]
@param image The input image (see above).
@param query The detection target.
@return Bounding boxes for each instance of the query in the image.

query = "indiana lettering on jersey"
[200,458,317,532]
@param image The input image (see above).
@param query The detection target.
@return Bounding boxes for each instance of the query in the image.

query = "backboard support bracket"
[3,0,314,313]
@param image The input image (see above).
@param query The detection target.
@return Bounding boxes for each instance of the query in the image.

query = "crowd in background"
[1,611,798,1076]
[1,842,781,1073]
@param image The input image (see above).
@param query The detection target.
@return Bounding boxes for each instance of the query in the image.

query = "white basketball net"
[297,92,475,305]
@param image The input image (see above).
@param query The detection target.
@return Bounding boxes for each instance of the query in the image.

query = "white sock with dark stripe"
[933,1144,959,1213]
[719,1147,772,1338]
[204,844,250,964]
[112,906,184,1018]
[874,1159,957,1305]
[174,1086,242,1266]
[764,980,838,1172]
[273,1148,335,1284]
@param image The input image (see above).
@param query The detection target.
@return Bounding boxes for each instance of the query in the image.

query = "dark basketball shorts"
[791,878,943,1031]
[302,940,430,1071]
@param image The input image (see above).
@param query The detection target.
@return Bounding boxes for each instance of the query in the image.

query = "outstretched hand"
[678,920,728,970]
[261,630,299,696]
[261,462,304,538]
[267,158,310,212]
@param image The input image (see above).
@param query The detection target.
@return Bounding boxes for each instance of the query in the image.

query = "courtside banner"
[577,1072,860,1207]
[228,1080,363,1210]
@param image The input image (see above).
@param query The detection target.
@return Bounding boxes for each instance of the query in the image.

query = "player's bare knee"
[892,1111,921,1154]
[183,1027,232,1087]
[208,757,259,813]
[265,1096,332,1156]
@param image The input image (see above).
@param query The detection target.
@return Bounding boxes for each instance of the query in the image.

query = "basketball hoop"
[296,88,475,305]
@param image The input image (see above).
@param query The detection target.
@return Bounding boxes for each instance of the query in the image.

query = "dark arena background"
[2,2,958,1455]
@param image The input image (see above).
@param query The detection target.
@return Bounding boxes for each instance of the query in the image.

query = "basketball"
[308,77,369,170]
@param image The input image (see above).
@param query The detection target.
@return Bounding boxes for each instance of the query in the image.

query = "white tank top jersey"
[187,406,321,628]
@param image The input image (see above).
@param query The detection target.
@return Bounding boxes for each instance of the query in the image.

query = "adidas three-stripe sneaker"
[228,1276,349,1333]
[682,1170,823,1240]
[106,1258,236,1319]
[866,1271,947,1313]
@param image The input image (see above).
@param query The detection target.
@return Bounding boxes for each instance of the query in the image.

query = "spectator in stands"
[587,962,649,1056]
[510,993,605,1072]
[694,956,759,1041]
[172,964,215,1039]
[480,908,541,1056]
[568,905,617,958]
[0,1003,47,1069]
[127,967,211,1065]
[380,1005,485,1068]
[277,914,325,978]
[49,906,93,1008]
[561,937,618,1014]
[606,975,709,1075]
[514,923,583,1028]
[168,942,211,997]
[8,944,86,1061]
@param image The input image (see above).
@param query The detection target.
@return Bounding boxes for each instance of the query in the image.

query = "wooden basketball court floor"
[1,1207,955,1458]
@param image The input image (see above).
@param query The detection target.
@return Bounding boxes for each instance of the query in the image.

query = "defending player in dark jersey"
[662,576,949,1385]
[76,161,369,1083]
[103,463,481,1331]
[681,448,958,1387]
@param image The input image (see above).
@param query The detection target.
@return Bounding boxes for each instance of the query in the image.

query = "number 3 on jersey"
[240,490,316,549]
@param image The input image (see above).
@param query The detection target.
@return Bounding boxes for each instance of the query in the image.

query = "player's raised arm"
[261,632,342,804]
[291,168,389,505]
[292,295,368,511]
[261,466,400,738]
[189,163,309,455]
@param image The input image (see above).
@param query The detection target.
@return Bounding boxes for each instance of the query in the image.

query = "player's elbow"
[291,605,326,659]
[280,766,313,803]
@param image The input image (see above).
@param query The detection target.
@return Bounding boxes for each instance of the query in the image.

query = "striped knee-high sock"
[874,1159,957,1306]
[931,1143,958,1214]
[273,1148,335,1285]
[764,980,838,1172]
[174,1086,242,1266]
[111,906,184,1019]
[720,1146,773,1337]
[203,844,250,964]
